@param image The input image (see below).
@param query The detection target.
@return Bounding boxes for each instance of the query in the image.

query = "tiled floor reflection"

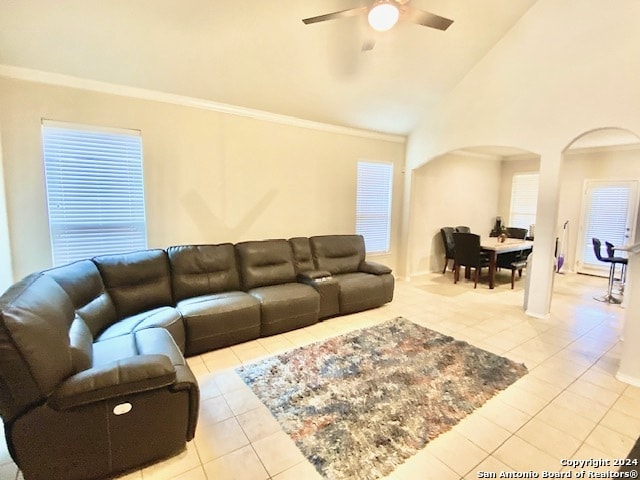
[2,271,638,480]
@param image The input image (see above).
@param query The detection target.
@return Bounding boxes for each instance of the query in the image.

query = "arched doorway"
[407,145,539,283]
[560,128,640,277]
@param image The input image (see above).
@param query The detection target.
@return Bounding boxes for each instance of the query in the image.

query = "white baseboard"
[525,309,550,320]
[615,371,640,387]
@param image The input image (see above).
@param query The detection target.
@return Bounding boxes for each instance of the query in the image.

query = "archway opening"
[407,145,539,289]
[559,127,640,277]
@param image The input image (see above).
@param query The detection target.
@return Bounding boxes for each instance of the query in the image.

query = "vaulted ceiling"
[0,0,537,136]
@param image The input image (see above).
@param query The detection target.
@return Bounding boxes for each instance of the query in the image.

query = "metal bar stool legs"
[611,259,626,296]
[593,238,622,304]
[594,261,621,304]
[599,241,628,303]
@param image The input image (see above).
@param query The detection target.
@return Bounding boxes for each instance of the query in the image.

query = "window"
[42,121,147,266]
[509,173,539,231]
[578,180,638,273]
[356,161,393,254]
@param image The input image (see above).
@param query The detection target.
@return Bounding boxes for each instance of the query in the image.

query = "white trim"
[0,129,14,290]
[525,309,550,320]
[615,371,640,387]
[450,149,503,161]
[565,143,640,156]
[42,119,141,137]
[0,64,406,144]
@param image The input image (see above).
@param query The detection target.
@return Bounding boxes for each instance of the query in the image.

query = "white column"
[526,150,562,318]
[616,243,640,385]
[0,128,14,291]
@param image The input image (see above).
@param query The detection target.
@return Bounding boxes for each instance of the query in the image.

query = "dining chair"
[505,227,528,239]
[452,232,490,288]
[440,227,456,274]
[496,252,529,289]
[454,226,471,233]
[592,238,620,303]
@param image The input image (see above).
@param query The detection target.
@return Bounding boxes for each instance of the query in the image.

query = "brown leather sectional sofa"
[0,234,394,480]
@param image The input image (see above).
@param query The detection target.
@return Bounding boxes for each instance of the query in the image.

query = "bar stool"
[605,241,627,295]
[592,238,621,304]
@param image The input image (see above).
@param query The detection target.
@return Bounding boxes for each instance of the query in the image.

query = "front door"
[576,180,639,276]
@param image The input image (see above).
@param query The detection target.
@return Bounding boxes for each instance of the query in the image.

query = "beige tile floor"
[2,270,639,480]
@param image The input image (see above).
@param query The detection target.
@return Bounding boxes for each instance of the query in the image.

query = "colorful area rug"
[236,317,527,479]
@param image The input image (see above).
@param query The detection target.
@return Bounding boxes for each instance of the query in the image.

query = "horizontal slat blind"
[42,122,147,266]
[583,185,630,268]
[509,173,539,231]
[356,161,393,254]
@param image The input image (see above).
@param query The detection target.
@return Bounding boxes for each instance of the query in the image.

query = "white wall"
[410,152,501,275]
[403,0,640,316]
[0,77,406,281]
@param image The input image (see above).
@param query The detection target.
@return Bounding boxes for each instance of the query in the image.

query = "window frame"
[42,120,148,266]
[508,172,539,233]
[355,160,393,255]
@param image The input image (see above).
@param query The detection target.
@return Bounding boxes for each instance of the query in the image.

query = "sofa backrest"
[44,259,117,337]
[310,234,366,274]
[0,274,75,421]
[93,249,173,319]
[288,237,315,273]
[235,239,297,290]
[167,244,241,302]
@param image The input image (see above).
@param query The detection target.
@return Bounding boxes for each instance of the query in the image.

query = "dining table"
[481,237,534,289]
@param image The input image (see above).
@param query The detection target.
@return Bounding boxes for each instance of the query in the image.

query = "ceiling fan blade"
[302,6,368,25]
[403,7,454,31]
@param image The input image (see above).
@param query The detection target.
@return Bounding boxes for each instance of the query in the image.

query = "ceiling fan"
[302,0,453,50]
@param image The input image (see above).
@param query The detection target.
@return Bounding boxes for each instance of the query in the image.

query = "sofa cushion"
[0,274,74,399]
[310,235,366,274]
[92,328,184,367]
[167,244,241,302]
[69,317,94,373]
[44,260,117,337]
[288,237,315,273]
[177,292,261,356]
[248,283,319,336]
[333,272,389,314]
[235,239,297,290]
[93,249,173,320]
[95,306,185,353]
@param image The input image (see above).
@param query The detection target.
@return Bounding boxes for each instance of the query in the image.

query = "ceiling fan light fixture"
[367,2,400,32]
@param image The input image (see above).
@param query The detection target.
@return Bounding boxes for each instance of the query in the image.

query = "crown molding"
[0,64,406,144]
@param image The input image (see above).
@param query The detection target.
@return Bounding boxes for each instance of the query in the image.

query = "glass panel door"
[577,180,639,275]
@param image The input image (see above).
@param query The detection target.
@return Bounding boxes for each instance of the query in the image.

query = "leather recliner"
[0,234,393,479]
[309,235,395,314]
[0,264,198,480]
[235,239,321,336]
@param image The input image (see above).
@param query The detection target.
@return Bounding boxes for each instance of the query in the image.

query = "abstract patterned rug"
[236,317,527,479]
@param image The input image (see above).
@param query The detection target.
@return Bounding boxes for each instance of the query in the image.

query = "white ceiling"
[0,0,538,136]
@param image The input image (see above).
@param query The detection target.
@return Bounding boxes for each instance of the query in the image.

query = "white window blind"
[42,121,147,266]
[582,184,631,268]
[509,173,539,231]
[356,161,393,254]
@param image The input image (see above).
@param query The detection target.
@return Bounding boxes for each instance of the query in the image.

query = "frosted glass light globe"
[368,3,400,32]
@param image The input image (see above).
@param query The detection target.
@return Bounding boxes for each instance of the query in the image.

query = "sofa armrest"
[297,270,332,282]
[50,354,176,410]
[359,261,392,275]
[170,364,200,440]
